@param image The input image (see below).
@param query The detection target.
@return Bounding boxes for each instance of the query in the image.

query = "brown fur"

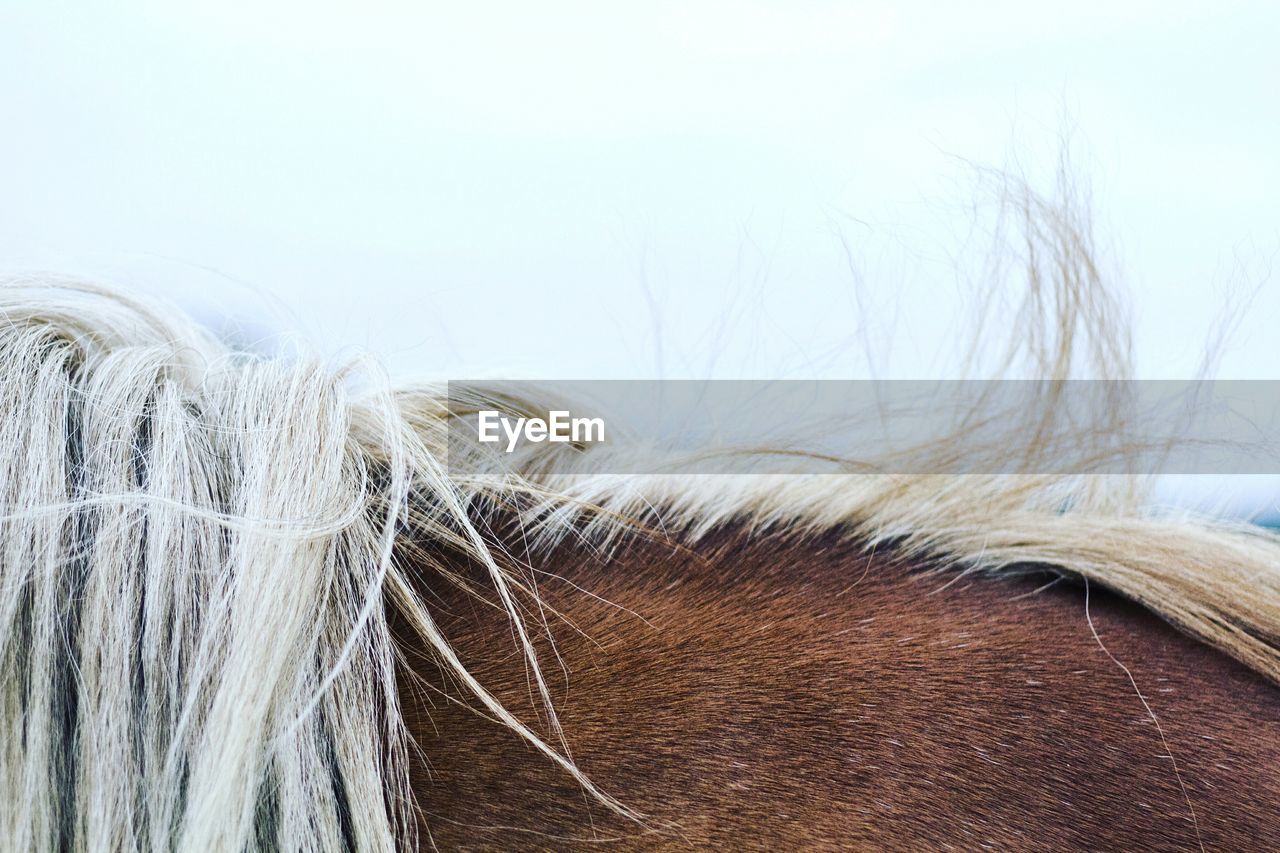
[394,524,1280,850]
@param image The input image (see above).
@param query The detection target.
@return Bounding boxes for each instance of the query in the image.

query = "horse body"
[403,525,1280,850]
[4,281,1280,851]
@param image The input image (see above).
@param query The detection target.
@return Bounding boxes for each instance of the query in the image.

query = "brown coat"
[395,525,1280,850]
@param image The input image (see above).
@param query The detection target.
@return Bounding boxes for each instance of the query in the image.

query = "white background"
[2,2,1278,515]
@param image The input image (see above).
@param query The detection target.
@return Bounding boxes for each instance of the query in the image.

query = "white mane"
[2,183,1278,849]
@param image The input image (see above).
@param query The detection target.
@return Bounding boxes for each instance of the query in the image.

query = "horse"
[2,184,1278,851]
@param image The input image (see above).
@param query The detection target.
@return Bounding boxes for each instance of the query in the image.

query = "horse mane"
[2,175,1278,849]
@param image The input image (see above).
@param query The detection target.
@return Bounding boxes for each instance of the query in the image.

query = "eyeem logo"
[477,410,605,453]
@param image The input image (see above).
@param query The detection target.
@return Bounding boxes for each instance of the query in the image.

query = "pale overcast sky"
[2,1,1278,513]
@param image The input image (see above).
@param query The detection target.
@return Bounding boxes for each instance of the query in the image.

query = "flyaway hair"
[2,176,1280,850]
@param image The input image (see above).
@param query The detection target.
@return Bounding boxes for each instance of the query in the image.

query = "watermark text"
[477,410,605,452]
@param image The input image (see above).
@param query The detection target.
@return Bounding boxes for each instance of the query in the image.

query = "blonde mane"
[2,180,1279,849]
